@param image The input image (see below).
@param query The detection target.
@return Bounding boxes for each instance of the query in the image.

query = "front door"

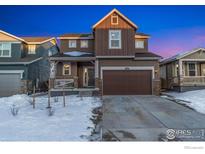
[83,67,95,87]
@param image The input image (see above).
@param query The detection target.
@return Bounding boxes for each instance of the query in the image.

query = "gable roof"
[0,30,56,45]
[21,37,55,44]
[0,30,26,42]
[161,47,205,64]
[92,8,138,29]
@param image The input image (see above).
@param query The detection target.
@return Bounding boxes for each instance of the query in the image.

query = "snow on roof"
[63,51,92,57]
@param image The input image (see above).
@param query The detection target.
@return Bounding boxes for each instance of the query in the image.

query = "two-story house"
[0,30,58,96]
[49,9,161,96]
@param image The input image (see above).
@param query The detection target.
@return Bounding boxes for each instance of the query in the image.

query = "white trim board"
[100,66,155,79]
[0,70,24,78]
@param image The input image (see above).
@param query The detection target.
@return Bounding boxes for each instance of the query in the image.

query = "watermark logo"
[166,129,176,140]
[166,128,205,140]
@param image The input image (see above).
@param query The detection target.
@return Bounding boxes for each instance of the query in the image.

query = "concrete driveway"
[102,95,205,141]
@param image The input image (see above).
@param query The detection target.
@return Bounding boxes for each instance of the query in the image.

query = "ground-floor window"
[188,62,197,76]
[63,64,71,75]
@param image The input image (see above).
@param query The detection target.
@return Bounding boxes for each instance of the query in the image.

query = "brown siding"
[94,12,148,56]
[95,29,148,56]
[60,39,94,53]
[95,12,134,29]
[95,29,133,56]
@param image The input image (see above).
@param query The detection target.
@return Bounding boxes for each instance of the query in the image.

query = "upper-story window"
[68,40,76,48]
[109,30,121,49]
[111,14,119,25]
[80,40,88,48]
[135,40,144,49]
[0,42,11,57]
[28,45,36,54]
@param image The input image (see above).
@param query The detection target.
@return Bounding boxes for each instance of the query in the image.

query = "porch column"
[179,59,183,76]
[178,59,183,87]
[95,60,99,78]
[50,61,56,79]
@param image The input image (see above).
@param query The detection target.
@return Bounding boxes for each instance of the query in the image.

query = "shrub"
[10,104,19,116]
[48,108,55,116]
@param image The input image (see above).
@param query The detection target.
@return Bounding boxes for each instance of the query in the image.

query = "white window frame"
[111,15,119,25]
[135,40,144,49]
[63,63,71,75]
[28,44,36,54]
[80,40,88,48]
[109,30,121,49]
[187,62,197,76]
[68,40,76,48]
[0,42,11,57]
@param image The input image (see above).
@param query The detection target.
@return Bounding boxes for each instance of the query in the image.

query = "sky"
[0,5,205,58]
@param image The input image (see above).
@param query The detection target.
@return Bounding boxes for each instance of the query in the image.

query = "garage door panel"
[103,70,152,95]
[0,73,21,97]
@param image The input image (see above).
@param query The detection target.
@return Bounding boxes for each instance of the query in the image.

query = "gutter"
[96,56,135,59]
[134,57,162,60]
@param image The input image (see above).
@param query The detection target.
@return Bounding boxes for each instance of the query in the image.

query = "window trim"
[187,62,197,76]
[111,15,119,25]
[68,40,77,48]
[63,63,71,75]
[109,30,121,49]
[0,42,11,57]
[135,40,144,49]
[80,40,88,48]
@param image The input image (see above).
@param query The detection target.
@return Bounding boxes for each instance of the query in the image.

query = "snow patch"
[64,51,92,56]
[165,90,205,114]
[0,94,101,141]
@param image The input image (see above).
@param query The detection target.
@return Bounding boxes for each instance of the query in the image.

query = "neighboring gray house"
[160,48,205,92]
[0,30,58,96]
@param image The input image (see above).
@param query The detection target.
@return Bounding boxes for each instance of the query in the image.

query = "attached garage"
[102,68,153,95]
[0,71,23,97]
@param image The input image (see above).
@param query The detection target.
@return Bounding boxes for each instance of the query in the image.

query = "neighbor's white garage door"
[0,73,21,97]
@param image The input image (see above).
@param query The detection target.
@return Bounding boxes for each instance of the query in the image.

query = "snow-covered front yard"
[0,94,101,141]
[164,89,205,114]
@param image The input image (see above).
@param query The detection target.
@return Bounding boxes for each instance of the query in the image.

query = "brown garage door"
[103,70,152,95]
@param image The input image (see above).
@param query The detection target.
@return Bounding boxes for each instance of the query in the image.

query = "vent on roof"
[111,14,118,25]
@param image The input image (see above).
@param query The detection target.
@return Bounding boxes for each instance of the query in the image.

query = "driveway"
[102,95,205,141]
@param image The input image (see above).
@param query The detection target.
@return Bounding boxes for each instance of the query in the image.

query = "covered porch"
[49,52,98,91]
[178,59,205,86]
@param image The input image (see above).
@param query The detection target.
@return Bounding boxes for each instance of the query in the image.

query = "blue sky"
[0,5,205,58]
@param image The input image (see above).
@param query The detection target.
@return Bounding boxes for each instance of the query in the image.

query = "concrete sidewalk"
[102,96,205,141]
